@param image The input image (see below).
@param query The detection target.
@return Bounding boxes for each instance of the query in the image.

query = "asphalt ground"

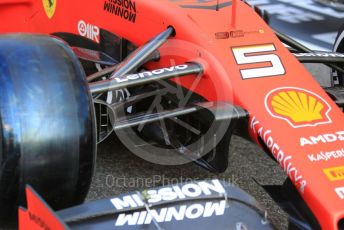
[87,134,288,229]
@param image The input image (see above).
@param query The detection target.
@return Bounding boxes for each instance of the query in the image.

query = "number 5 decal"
[232,44,285,79]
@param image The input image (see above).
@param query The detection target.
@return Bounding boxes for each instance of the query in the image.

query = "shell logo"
[265,87,332,128]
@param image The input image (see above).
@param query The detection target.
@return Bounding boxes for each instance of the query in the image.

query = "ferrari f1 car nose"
[20,180,275,230]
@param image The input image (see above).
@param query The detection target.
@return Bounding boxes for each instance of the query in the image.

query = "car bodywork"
[18,180,273,229]
[1,0,344,229]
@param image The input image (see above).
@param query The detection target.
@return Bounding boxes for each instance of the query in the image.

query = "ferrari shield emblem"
[43,0,57,19]
[265,87,332,128]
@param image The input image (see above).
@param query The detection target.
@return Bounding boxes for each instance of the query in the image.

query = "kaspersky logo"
[265,87,332,128]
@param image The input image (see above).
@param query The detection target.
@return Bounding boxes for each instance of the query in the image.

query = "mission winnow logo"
[110,180,227,226]
[104,0,137,23]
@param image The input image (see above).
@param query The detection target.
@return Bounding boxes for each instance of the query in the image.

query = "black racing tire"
[0,35,96,224]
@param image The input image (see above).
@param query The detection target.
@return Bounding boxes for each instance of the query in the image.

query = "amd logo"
[300,131,344,147]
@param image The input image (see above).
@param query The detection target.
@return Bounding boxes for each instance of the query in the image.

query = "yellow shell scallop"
[271,90,324,123]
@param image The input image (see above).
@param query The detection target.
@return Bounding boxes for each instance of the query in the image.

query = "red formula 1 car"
[1,0,344,229]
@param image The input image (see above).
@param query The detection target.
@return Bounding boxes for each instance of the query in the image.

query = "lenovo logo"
[114,65,189,83]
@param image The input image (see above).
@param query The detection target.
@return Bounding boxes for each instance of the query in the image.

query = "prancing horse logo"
[48,0,54,7]
[43,0,57,19]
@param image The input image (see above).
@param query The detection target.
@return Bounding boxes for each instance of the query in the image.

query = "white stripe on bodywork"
[334,30,344,51]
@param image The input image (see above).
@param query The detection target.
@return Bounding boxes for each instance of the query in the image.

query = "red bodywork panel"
[19,186,68,230]
[1,0,344,228]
